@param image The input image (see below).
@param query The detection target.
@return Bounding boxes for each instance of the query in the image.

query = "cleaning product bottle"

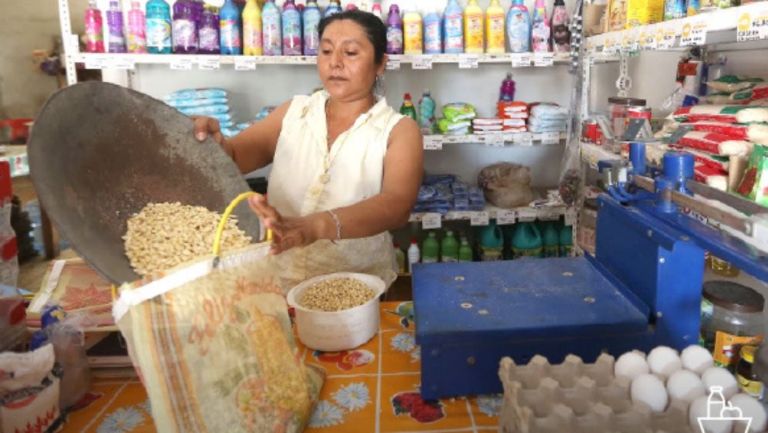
[550,0,570,53]
[106,0,127,53]
[324,0,342,18]
[346,3,358,11]
[559,224,573,257]
[443,0,464,54]
[500,73,516,101]
[242,0,263,55]
[511,222,543,258]
[146,0,172,54]
[531,0,551,52]
[198,7,220,54]
[126,1,146,53]
[506,0,531,53]
[423,8,442,54]
[220,0,242,55]
[281,0,301,55]
[441,230,459,262]
[422,232,440,264]
[407,238,420,272]
[479,222,504,261]
[84,0,105,53]
[400,93,418,122]
[372,2,384,22]
[394,242,406,274]
[418,90,436,134]
[464,0,484,54]
[485,0,505,54]
[386,5,403,55]
[262,0,281,56]
[172,0,198,54]
[542,222,560,257]
[303,0,321,55]
[403,8,423,55]
[459,237,473,262]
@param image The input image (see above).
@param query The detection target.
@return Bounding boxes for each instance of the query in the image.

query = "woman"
[194,10,423,291]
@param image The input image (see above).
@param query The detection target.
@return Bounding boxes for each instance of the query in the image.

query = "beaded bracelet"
[327,209,342,242]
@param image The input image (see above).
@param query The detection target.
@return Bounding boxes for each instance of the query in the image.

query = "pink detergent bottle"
[127,1,147,53]
[85,0,105,53]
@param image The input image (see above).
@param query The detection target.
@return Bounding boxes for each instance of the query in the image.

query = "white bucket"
[286,272,385,352]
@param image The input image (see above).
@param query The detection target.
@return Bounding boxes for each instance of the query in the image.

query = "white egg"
[631,373,669,413]
[701,367,739,399]
[689,395,733,433]
[615,350,650,380]
[667,369,706,403]
[681,345,714,375]
[730,393,767,432]
[647,346,683,378]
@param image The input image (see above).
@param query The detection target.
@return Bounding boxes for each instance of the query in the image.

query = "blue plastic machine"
[413,144,768,400]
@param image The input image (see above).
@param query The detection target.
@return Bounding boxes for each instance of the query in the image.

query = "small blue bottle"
[145,0,172,54]
[219,0,242,55]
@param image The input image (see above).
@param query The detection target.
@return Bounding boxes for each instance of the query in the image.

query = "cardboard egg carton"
[498,354,697,433]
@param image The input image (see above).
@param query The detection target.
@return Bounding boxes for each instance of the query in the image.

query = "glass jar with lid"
[700,280,765,370]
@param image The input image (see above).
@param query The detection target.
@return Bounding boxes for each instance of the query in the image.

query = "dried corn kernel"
[299,278,375,312]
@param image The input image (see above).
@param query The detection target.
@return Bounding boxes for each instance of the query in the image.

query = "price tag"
[517,208,538,222]
[386,56,401,70]
[109,57,135,70]
[642,27,658,50]
[170,58,194,70]
[680,20,707,46]
[470,211,490,226]
[422,213,442,230]
[658,27,677,49]
[411,56,433,70]
[234,56,257,71]
[423,135,444,150]
[496,210,516,225]
[565,208,578,226]
[533,52,554,67]
[511,53,532,68]
[65,34,81,54]
[513,132,534,146]
[459,54,480,69]
[621,31,637,52]
[603,36,616,54]
[487,133,505,147]
[737,11,768,42]
[84,55,108,70]
[541,132,561,145]
[198,56,221,70]
[538,208,562,221]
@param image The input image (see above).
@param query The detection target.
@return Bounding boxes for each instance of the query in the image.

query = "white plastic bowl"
[286,272,385,352]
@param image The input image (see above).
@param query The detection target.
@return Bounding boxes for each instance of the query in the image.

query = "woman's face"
[318,20,385,102]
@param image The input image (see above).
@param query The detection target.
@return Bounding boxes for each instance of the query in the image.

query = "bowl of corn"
[286,272,385,352]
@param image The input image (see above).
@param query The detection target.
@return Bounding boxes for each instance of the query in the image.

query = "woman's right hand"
[192,116,232,157]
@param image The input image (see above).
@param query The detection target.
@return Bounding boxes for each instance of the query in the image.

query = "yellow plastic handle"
[212,191,268,257]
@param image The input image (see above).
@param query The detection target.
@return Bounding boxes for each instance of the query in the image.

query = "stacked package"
[413,175,485,214]
[472,118,503,135]
[528,103,568,133]
[164,88,248,138]
[437,103,477,136]
[498,101,529,133]
[704,75,768,106]
[669,104,768,192]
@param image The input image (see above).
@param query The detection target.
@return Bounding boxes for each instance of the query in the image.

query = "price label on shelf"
[642,27,658,50]
[511,53,532,68]
[533,52,554,67]
[234,56,257,71]
[198,57,221,70]
[602,36,617,54]
[386,57,401,70]
[424,136,444,150]
[422,213,442,230]
[680,20,707,46]
[496,210,516,225]
[470,211,490,226]
[565,208,578,226]
[517,208,538,222]
[736,11,768,42]
[541,132,561,145]
[459,54,480,69]
[65,34,80,54]
[621,31,638,52]
[487,133,505,147]
[170,58,194,70]
[538,208,562,221]
[109,57,136,70]
[84,55,108,70]
[658,27,678,49]
[513,132,534,146]
[412,56,433,70]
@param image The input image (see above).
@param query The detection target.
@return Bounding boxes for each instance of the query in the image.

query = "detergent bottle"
[542,221,560,257]
[198,7,220,54]
[303,0,322,55]
[146,0,171,53]
[551,0,570,53]
[485,0,505,54]
[262,0,282,56]
[506,0,531,53]
[479,222,504,261]
[441,231,459,262]
[325,0,342,18]
[84,0,105,53]
[220,0,242,55]
[400,93,418,122]
[512,222,543,258]
[106,0,126,53]
[422,232,440,264]
[372,2,384,21]
[423,8,442,54]
[464,0,484,54]
[418,90,436,134]
[407,239,420,272]
[531,0,551,52]
[560,224,573,257]
[282,0,301,55]
[386,5,403,54]
[242,0,263,55]
[126,1,146,53]
[172,0,198,54]
[500,73,516,101]
[459,237,474,262]
[443,0,464,54]
[403,8,423,55]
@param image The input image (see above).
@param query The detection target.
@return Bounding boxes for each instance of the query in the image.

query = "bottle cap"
[404,92,412,100]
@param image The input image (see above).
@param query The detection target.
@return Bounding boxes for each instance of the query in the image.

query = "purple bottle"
[198,7,220,54]
[106,0,127,53]
[173,0,198,53]
[386,5,403,55]
[500,73,516,101]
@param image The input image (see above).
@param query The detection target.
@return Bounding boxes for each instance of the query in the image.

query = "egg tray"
[497,354,748,433]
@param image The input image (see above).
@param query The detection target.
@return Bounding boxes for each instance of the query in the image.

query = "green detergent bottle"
[441,230,459,262]
[422,231,440,263]
[459,237,474,262]
[560,224,573,257]
[511,222,543,258]
[479,222,504,261]
[542,222,560,258]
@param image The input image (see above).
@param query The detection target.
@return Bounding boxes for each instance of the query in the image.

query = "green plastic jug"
[511,222,543,258]
[560,224,573,257]
[441,230,459,262]
[542,222,560,258]
[422,231,440,263]
[459,237,474,262]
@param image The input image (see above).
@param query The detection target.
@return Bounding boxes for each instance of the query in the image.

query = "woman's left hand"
[248,195,330,254]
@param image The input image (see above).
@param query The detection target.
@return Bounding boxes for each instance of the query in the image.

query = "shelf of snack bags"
[586,2,768,55]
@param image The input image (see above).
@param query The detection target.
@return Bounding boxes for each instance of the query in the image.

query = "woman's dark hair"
[318,10,387,65]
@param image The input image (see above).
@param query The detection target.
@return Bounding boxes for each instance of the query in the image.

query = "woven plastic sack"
[112,242,324,433]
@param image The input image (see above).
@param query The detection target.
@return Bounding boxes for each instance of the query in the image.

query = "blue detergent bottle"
[506,0,531,53]
[442,0,464,54]
[145,0,172,54]
[303,0,322,55]
[423,8,442,54]
[220,0,242,55]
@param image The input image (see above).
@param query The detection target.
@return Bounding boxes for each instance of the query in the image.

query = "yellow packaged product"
[626,0,664,28]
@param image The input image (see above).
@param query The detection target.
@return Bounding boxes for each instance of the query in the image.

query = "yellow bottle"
[485,0,505,53]
[403,9,423,55]
[243,0,263,56]
[464,0,484,54]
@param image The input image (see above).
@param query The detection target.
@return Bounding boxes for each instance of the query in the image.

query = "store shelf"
[424,132,566,150]
[68,52,572,71]
[586,2,768,55]
[410,204,573,227]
